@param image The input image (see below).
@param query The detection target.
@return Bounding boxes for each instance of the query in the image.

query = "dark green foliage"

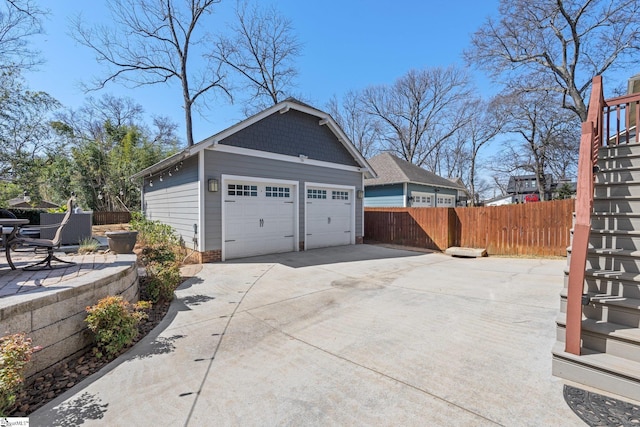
[132,213,183,303]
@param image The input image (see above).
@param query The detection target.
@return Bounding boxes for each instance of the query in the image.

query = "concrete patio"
[26,245,612,426]
[1,243,139,380]
[0,249,119,298]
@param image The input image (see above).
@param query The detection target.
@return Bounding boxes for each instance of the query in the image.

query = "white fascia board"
[197,150,205,252]
[209,144,365,174]
[407,180,463,192]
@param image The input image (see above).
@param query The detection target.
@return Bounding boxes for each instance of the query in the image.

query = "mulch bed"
[7,276,175,416]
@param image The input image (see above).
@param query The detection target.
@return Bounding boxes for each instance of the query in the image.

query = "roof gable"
[365,153,465,190]
[219,109,359,166]
[133,99,374,179]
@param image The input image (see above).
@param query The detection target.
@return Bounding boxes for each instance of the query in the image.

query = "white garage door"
[224,180,296,259]
[306,186,353,249]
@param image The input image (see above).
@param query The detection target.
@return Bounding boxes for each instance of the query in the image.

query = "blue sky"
[24,0,501,144]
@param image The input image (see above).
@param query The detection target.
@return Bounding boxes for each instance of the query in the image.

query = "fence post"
[447,208,456,248]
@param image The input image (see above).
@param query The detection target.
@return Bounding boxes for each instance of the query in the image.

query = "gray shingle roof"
[365,152,466,190]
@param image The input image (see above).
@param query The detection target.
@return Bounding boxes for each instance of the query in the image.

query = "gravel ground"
[8,276,172,416]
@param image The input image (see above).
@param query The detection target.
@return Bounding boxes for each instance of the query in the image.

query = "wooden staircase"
[553,135,640,400]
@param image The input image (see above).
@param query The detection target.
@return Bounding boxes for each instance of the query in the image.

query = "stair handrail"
[565,75,604,355]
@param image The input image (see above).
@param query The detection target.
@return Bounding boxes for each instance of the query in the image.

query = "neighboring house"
[448,177,470,206]
[484,194,514,206]
[7,196,59,209]
[506,174,554,202]
[364,153,466,208]
[131,98,375,262]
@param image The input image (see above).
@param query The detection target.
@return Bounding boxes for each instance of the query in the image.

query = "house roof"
[7,197,59,209]
[364,153,466,191]
[506,174,553,193]
[132,98,375,180]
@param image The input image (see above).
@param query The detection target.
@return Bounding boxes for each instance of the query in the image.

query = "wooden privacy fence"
[364,199,574,257]
[92,211,132,225]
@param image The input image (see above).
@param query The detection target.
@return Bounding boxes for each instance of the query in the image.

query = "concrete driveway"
[32,245,584,426]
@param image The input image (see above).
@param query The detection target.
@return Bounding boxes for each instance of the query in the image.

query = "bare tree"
[466,0,640,122]
[54,94,179,153]
[360,66,472,170]
[72,0,229,146]
[492,89,580,200]
[0,0,47,70]
[327,91,382,158]
[214,0,301,114]
[456,97,507,205]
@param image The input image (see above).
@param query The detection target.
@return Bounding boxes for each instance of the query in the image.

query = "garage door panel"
[306,187,353,249]
[224,180,295,259]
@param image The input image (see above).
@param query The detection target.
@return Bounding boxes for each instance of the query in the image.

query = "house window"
[307,189,327,199]
[266,186,290,198]
[228,184,257,197]
[332,191,349,200]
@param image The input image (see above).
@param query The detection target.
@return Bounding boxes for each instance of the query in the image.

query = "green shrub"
[85,296,151,358]
[141,246,176,265]
[0,333,38,416]
[131,213,184,303]
[130,212,180,248]
[145,263,181,302]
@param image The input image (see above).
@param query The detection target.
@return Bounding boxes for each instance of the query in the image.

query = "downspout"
[403,182,408,207]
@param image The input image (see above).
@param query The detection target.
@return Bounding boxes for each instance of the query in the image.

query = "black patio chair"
[6,198,77,271]
[0,209,18,248]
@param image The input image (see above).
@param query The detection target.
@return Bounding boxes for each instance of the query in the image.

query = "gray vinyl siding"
[407,183,458,200]
[203,150,363,252]
[142,155,199,246]
[219,110,359,167]
[364,184,405,207]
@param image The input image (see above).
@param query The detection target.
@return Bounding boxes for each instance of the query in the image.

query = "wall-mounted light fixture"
[208,178,219,192]
[356,190,364,199]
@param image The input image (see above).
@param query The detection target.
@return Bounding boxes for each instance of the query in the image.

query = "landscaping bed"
[8,276,175,416]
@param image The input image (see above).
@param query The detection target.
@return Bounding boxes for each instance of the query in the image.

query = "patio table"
[1,218,29,269]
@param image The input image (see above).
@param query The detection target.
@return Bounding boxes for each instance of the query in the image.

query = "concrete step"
[559,284,640,327]
[592,212,640,232]
[595,167,640,184]
[583,270,640,299]
[584,249,640,274]
[593,196,640,213]
[599,153,640,170]
[589,230,640,250]
[552,342,640,402]
[599,142,640,159]
[556,314,640,363]
[584,294,640,327]
[595,181,640,198]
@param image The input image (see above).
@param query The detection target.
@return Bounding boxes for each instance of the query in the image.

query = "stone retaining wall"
[0,255,138,378]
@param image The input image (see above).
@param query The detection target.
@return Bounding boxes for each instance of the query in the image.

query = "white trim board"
[209,144,365,174]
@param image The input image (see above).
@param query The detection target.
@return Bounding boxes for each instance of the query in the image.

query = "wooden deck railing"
[565,76,640,355]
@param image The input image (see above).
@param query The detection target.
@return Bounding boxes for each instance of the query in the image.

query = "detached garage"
[132,98,375,262]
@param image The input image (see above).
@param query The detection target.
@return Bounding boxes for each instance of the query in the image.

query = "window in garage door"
[224,180,296,259]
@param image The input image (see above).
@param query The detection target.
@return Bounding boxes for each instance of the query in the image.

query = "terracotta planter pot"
[105,231,138,254]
